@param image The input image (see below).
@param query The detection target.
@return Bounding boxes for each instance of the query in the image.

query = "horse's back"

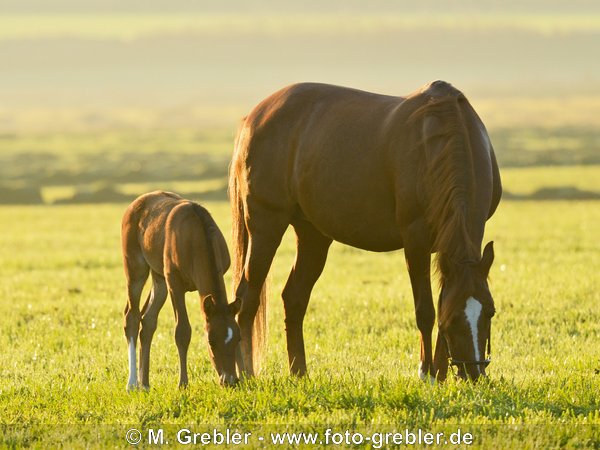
[233,83,410,251]
[122,191,185,276]
[233,81,500,253]
[169,202,230,294]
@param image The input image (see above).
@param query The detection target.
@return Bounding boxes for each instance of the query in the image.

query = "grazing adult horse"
[229,81,501,381]
[122,191,241,390]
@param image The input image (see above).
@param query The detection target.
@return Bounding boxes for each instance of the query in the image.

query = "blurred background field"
[1,128,600,205]
[1,0,599,205]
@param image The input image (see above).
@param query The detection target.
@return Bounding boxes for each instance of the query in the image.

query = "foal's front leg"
[403,221,436,383]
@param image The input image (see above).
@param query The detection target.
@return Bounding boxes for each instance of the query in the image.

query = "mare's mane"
[409,91,480,324]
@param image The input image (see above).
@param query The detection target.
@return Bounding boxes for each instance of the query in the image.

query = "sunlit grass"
[0,199,598,447]
[1,103,599,446]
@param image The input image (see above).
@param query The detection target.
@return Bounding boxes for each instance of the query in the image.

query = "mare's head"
[202,295,242,386]
[436,241,496,381]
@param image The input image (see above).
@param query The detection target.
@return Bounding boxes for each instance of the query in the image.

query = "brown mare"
[122,191,241,390]
[229,81,501,382]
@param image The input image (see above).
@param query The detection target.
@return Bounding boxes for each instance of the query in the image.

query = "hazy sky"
[3,0,600,13]
[1,2,599,122]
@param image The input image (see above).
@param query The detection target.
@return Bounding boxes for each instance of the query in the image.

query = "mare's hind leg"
[236,210,289,377]
[138,272,168,389]
[167,274,192,388]
[123,255,150,391]
[282,219,332,376]
[403,219,435,384]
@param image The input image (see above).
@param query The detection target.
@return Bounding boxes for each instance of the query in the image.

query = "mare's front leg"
[167,275,192,388]
[431,284,450,381]
[403,219,435,383]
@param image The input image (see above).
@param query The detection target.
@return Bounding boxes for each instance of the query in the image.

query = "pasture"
[1,132,599,447]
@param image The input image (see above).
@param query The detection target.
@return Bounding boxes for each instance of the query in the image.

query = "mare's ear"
[480,241,495,276]
[229,297,242,316]
[202,295,216,317]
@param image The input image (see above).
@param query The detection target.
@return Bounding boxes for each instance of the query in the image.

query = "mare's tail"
[229,126,268,375]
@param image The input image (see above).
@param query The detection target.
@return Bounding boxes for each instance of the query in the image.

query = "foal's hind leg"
[123,256,150,391]
[403,219,435,383]
[138,272,168,389]
[167,274,192,388]
[282,220,332,376]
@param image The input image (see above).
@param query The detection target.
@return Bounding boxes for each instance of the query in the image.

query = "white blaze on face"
[464,297,482,365]
[224,327,233,345]
[127,336,137,389]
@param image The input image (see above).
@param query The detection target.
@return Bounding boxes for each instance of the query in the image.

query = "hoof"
[418,369,436,385]
[219,374,239,387]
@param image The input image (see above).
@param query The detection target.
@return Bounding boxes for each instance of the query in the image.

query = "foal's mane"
[410,90,479,324]
[190,203,228,306]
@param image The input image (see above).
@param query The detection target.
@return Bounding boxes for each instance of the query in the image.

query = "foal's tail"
[229,154,268,376]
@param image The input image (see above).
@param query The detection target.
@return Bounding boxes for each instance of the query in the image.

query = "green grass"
[1,124,599,447]
[1,199,598,448]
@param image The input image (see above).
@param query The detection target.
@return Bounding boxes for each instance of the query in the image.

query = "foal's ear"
[480,241,495,275]
[229,297,242,316]
[202,295,217,317]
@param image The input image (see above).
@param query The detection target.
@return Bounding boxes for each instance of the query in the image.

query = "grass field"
[1,121,599,447]
[1,195,598,447]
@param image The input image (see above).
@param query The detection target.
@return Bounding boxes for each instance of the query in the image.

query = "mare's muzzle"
[444,322,492,378]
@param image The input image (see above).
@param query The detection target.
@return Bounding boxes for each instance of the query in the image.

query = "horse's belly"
[329,222,403,252]
[298,195,403,252]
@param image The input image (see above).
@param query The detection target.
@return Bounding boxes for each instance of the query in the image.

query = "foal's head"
[202,295,241,386]
[437,241,496,381]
